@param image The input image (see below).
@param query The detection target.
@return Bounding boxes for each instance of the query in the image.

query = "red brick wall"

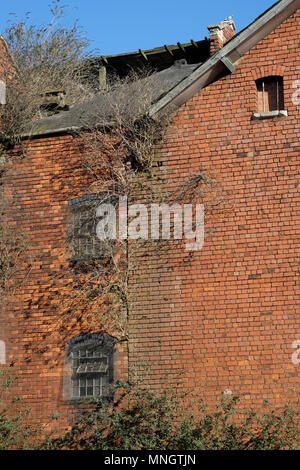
[129,9,300,409]
[0,8,299,427]
[0,135,128,427]
[209,24,235,54]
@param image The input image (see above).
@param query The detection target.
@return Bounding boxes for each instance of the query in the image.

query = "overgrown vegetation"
[0,1,163,342]
[0,370,41,450]
[79,69,163,195]
[63,70,165,339]
[0,221,29,298]
[42,383,299,451]
[0,0,97,142]
[1,374,299,450]
[1,2,296,454]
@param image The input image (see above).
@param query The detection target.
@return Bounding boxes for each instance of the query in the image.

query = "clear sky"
[0,0,277,56]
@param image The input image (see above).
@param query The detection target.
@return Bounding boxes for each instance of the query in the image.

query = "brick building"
[0,0,299,427]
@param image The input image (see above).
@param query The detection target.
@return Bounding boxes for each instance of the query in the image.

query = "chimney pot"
[207,16,236,54]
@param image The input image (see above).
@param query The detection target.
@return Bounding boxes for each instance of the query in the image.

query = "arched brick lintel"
[251,65,286,82]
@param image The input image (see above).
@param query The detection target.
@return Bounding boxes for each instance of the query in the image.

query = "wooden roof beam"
[139,49,148,62]
[190,40,199,49]
[164,45,174,56]
[177,42,186,53]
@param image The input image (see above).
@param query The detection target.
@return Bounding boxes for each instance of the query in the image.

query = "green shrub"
[43,382,300,451]
[0,370,41,449]
[1,373,298,450]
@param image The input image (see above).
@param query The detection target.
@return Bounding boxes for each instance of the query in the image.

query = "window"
[256,76,284,113]
[64,333,117,401]
[67,194,116,262]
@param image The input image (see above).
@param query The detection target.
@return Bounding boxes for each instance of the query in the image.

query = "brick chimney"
[40,89,69,115]
[207,16,236,54]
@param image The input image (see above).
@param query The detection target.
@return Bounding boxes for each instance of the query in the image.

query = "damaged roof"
[93,38,210,75]
[150,0,299,118]
[28,60,201,137]
[26,35,211,137]
[26,0,300,137]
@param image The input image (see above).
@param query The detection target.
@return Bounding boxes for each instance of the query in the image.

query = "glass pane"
[79,378,85,387]
[71,343,113,399]
[102,376,108,387]
[94,377,100,387]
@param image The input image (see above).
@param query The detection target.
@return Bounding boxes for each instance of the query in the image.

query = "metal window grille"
[68,194,116,261]
[72,210,100,259]
[72,346,111,398]
[256,76,284,113]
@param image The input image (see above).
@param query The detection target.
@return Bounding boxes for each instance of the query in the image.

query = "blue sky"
[0,0,277,56]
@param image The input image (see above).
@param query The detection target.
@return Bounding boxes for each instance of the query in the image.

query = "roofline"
[149,0,300,119]
[20,125,82,139]
[93,39,209,64]
[19,0,300,139]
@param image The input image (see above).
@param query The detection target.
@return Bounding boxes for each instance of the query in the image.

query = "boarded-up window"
[256,76,284,113]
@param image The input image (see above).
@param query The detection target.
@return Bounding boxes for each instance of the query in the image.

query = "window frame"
[253,75,287,120]
[63,333,118,402]
[67,193,117,264]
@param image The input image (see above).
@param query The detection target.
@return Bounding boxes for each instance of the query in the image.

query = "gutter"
[20,125,82,140]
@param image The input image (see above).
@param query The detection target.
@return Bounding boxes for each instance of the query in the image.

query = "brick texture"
[129,9,300,409]
[0,8,299,427]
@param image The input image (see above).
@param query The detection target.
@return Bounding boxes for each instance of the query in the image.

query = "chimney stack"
[207,16,236,54]
[40,89,69,115]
